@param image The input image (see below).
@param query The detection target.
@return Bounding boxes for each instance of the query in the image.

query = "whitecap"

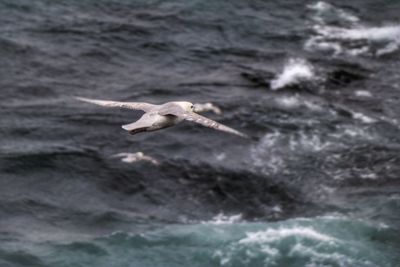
[239,227,335,244]
[311,24,400,57]
[320,25,400,42]
[307,1,359,23]
[271,58,316,90]
[319,23,400,55]
[306,2,400,56]
[203,213,242,225]
[211,215,394,267]
[354,90,372,97]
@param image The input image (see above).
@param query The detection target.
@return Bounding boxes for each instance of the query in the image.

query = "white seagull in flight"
[76,97,248,138]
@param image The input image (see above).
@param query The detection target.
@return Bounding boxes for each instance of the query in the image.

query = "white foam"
[351,112,376,124]
[377,42,400,56]
[307,1,359,23]
[250,130,333,175]
[213,250,231,265]
[313,25,400,55]
[304,37,343,55]
[307,1,331,12]
[212,215,391,267]
[271,59,316,90]
[354,90,372,97]
[290,132,332,152]
[239,227,335,244]
[250,117,378,175]
[290,243,353,266]
[250,132,285,174]
[322,25,400,42]
[306,2,400,56]
[204,213,242,225]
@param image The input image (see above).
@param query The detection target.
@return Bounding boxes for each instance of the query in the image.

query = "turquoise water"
[3,216,398,267]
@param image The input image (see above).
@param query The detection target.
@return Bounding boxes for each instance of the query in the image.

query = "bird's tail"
[122,123,147,135]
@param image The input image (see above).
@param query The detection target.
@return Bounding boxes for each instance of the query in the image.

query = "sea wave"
[270,59,318,90]
[305,1,400,56]
[3,216,395,267]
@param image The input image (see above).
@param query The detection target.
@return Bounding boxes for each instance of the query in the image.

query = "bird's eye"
[191,105,194,109]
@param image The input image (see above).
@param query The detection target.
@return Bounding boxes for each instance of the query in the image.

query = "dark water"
[1,0,400,266]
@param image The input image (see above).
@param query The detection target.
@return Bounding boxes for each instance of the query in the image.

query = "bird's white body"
[122,112,183,134]
[121,101,191,133]
[76,97,247,138]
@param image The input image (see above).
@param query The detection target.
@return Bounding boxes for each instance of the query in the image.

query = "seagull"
[111,152,160,165]
[193,102,222,115]
[76,97,248,138]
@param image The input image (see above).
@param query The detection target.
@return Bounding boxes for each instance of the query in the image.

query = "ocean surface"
[1,0,400,266]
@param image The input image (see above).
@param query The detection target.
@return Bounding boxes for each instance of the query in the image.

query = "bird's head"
[176,101,194,112]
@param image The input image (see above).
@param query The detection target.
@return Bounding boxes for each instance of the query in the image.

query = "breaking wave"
[270,59,318,90]
[2,216,397,267]
[306,1,400,56]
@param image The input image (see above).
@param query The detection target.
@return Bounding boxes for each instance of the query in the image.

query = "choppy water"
[1,0,400,266]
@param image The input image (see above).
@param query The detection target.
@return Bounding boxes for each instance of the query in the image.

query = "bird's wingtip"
[239,132,251,139]
[74,96,90,102]
[231,129,250,139]
[74,96,105,106]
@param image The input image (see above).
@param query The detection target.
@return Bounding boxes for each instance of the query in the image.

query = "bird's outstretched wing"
[111,153,131,158]
[159,105,248,138]
[184,112,248,138]
[75,97,156,112]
